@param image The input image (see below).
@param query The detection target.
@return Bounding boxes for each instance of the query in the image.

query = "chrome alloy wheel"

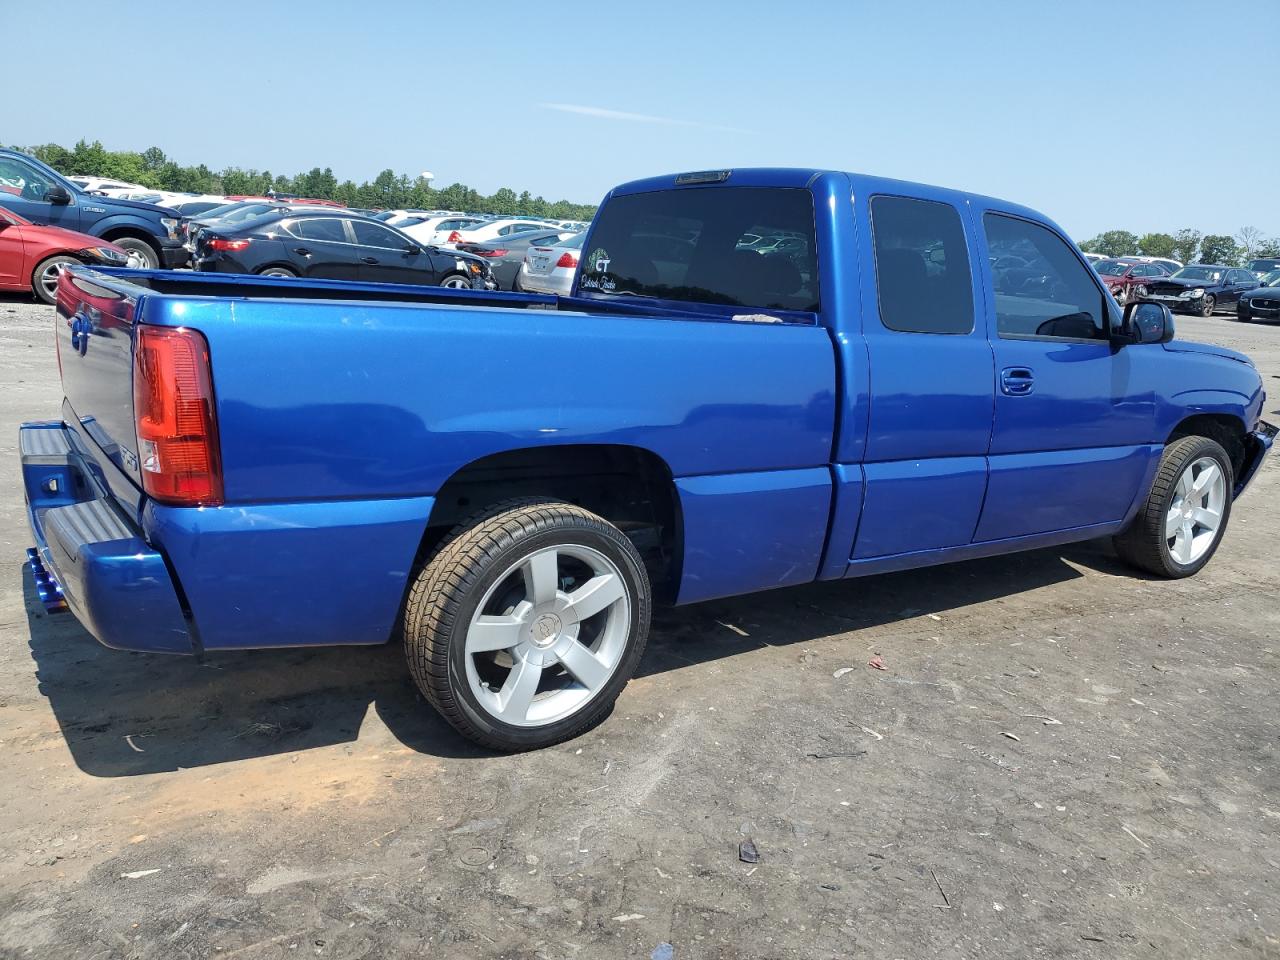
[464,544,630,728]
[37,260,64,300]
[1167,456,1226,565]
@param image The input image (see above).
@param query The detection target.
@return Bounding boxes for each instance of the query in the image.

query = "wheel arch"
[1168,412,1248,479]
[98,224,161,256]
[421,443,683,601]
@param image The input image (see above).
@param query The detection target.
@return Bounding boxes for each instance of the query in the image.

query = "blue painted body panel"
[19,167,1273,653]
[675,468,832,604]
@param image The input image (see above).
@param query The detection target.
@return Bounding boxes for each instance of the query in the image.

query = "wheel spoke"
[563,573,625,623]
[497,655,542,722]
[467,610,528,653]
[558,640,611,692]
[1176,470,1193,498]
[1173,520,1195,563]
[522,549,559,606]
[1165,505,1183,538]
[1192,507,1220,530]
[1190,462,1220,499]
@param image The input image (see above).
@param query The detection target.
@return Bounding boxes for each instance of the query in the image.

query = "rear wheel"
[404,500,651,751]
[31,255,78,305]
[258,266,298,278]
[1199,294,1216,317]
[1113,435,1232,578]
[110,237,158,270]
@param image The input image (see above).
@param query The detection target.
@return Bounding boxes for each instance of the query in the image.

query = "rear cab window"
[869,196,974,334]
[579,187,820,315]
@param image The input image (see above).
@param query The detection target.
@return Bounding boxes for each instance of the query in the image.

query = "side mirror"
[1122,300,1174,344]
[44,185,72,205]
[404,243,420,254]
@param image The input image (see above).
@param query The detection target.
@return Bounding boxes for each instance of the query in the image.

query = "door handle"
[1000,366,1035,396]
[293,247,312,257]
[360,256,378,264]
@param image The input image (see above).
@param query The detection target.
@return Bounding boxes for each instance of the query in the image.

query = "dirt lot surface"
[0,293,1277,960]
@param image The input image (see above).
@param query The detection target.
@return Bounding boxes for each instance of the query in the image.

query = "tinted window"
[870,196,973,334]
[0,157,51,200]
[580,187,819,312]
[1231,270,1254,283]
[291,218,348,242]
[984,214,1108,340]
[353,221,408,248]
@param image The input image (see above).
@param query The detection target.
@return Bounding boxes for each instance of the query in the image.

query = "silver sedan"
[518,233,584,296]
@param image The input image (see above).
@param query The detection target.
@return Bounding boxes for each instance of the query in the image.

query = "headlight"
[1187,288,1204,298]
[92,246,127,263]
[160,217,180,239]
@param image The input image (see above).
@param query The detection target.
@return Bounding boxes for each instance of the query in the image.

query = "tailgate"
[53,268,145,495]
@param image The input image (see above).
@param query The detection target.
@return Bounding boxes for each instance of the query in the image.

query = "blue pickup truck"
[0,149,187,270]
[20,168,1275,750]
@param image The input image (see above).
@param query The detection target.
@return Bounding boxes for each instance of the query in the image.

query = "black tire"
[404,499,652,751]
[1198,294,1216,318]
[1113,435,1233,578]
[258,266,298,278]
[110,237,158,270]
[30,255,78,305]
[440,273,471,289]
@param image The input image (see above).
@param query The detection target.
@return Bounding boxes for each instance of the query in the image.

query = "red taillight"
[446,230,462,243]
[209,237,250,252]
[133,325,223,506]
[475,248,507,258]
[556,252,579,269]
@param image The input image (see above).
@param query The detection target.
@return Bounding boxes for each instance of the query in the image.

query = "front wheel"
[110,238,158,270]
[404,500,652,751]
[439,273,471,289]
[1113,435,1232,578]
[31,255,78,305]
[1199,294,1216,317]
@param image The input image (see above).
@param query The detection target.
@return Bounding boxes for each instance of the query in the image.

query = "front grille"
[1255,298,1280,310]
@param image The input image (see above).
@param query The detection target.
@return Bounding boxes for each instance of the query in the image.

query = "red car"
[1092,258,1170,304]
[0,207,131,304]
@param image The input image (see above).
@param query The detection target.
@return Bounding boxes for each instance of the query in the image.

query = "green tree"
[1136,232,1175,259]
[1171,229,1202,265]
[1199,234,1239,266]
[1081,230,1139,258]
[488,187,518,215]
[1253,238,1280,259]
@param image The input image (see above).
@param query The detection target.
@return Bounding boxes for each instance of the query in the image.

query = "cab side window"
[869,196,974,334]
[985,213,1108,341]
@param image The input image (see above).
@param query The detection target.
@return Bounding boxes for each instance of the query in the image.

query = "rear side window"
[580,187,819,313]
[985,213,1108,341]
[870,196,974,334]
[291,218,348,243]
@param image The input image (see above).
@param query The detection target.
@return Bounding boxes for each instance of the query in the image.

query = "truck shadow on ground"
[21,541,1119,777]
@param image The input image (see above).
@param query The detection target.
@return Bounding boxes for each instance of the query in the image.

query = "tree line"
[8,139,599,221]
[1080,226,1279,266]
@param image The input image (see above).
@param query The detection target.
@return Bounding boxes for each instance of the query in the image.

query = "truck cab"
[0,149,187,269]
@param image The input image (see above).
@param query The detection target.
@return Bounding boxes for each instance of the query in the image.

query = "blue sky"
[6,0,1276,240]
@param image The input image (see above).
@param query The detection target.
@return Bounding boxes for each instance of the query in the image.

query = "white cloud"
[538,102,754,135]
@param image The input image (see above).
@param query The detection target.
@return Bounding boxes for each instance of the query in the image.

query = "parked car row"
[0,150,593,299]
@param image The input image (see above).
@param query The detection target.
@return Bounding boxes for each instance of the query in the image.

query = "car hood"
[90,195,178,215]
[17,221,110,250]
[1149,277,1211,290]
[1163,339,1254,366]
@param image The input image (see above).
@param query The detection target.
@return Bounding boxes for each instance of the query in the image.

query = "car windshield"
[220,203,278,223]
[580,186,820,312]
[1094,261,1130,276]
[1172,266,1222,282]
[1262,270,1280,287]
[1248,259,1280,274]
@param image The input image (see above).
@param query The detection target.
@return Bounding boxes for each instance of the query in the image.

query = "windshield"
[220,203,278,223]
[580,186,820,312]
[1172,266,1223,282]
[1262,270,1280,287]
[1248,258,1280,274]
[1094,261,1130,276]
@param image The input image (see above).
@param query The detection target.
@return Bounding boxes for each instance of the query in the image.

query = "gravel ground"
[0,292,1277,960]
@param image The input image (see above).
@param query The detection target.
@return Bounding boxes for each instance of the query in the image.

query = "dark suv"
[193,210,496,288]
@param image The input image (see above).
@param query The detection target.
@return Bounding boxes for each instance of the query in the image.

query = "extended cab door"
[974,210,1154,541]
[844,193,995,563]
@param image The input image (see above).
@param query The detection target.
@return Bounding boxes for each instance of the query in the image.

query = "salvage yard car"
[192,208,496,287]
[1092,257,1169,304]
[20,167,1275,752]
[0,207,132,304]
[1145,264,1262,317]
[1235,270,1280,323]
